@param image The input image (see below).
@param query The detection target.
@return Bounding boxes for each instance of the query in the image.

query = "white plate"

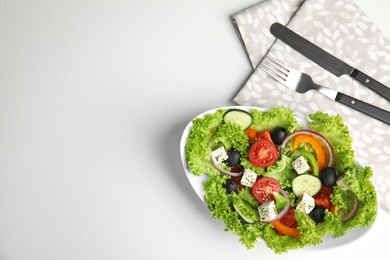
[179,106,376,250]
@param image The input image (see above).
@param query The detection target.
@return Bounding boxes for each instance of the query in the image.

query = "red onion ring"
[210,158,243,177]
[279,129,335,168]
[261,189,290,223]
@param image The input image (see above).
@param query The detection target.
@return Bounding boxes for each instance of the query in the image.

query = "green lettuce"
[184,110,225,176]
[308,112,355,174]
[185,109,250,177]
[251,106,300,133]
[263,155,296,188]
[204,174,265,249]
[212,123,249,152]
[237,187,260,208]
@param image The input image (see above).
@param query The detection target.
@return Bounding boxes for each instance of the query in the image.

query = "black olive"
[271,127,287,145]
[309,206,325,223]
[320,167,337,187]
[224,148,241,167]
[223,179,238,194]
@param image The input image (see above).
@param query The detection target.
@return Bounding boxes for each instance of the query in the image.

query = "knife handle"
[335,93,390,125]
[350,69,390,101]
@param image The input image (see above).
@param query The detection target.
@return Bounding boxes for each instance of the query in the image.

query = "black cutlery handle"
[335,93,390,125]
[351,69,390,101]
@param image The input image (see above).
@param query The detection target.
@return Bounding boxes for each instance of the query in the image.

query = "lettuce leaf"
[212,123,249,152]
[185,110,225,176]
[185,109,250,177]
[237,187,259,208]
[203,174,265,249]
[263,155,296,188]
[251,107,300,133]
[308,112,355,173]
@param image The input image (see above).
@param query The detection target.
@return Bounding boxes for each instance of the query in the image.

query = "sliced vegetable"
[273,207,301,237]
[274,192,288,211]
[249,139,278,168]
[252,177,281,203]
[255,130,273,142]
[292,174,322,197]
[280,130,334,169]
[340,190,360,223]
[245,128,257,141]
[313,186,333,210]
[273,221,301,237]
[279,207,298,229]
[232,193,259,224]
[223,109,253,130]
[293,134,326,170]
[258,189,291,223]
[293,149,319,176]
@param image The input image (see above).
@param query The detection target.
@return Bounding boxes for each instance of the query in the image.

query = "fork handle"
[335,93,390,125]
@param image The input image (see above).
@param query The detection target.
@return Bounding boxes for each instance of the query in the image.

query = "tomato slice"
[279,207,298,228]
[273,207,300,237]
[292,134,326,170]
[252,177,281,203]
[249,139,278,168]
[255,130,273,143]
[313,186,334,210]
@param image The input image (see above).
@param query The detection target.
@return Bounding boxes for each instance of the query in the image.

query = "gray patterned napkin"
[232,0,390,212]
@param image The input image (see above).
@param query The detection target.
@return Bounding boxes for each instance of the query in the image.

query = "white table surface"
[1,0,389,259]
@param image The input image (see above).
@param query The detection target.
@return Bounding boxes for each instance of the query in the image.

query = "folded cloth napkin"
[232,0,390,212]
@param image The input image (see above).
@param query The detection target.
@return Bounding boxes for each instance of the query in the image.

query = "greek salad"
[183,107,377,253]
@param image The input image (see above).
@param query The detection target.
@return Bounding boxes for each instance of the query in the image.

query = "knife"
[270,22,390,101]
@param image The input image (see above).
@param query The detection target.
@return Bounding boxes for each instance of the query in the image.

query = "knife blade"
[270,22,390,101]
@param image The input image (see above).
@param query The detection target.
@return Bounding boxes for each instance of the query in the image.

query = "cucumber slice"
[223,109,253,130]
[232,193,259,223]
[292,174,322,197]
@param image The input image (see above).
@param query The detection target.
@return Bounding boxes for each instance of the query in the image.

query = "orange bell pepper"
[245,128,257,142]
[292,134,326,170]
[273,220,301,237]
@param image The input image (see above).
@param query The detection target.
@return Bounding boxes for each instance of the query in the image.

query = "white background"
[1,0,389,259]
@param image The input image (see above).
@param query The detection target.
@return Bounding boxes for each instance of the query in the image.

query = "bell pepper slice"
[292,134,326,171]
[273,220,301,237]
[245,128,257,142]
[293,149,319,176]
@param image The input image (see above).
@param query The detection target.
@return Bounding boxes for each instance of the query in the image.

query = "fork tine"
[261,58,290,84]
[264,57,290,74]
[261,63,285,85]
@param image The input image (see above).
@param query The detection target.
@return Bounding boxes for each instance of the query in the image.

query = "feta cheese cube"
[336,176,350,190]
[240,169,257,187]
[210,147,228,165]
[258,201,278,222]
[296,192,315,214]
[292,156,310,174]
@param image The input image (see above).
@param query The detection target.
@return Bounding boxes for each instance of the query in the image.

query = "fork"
[261,58,390,125]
